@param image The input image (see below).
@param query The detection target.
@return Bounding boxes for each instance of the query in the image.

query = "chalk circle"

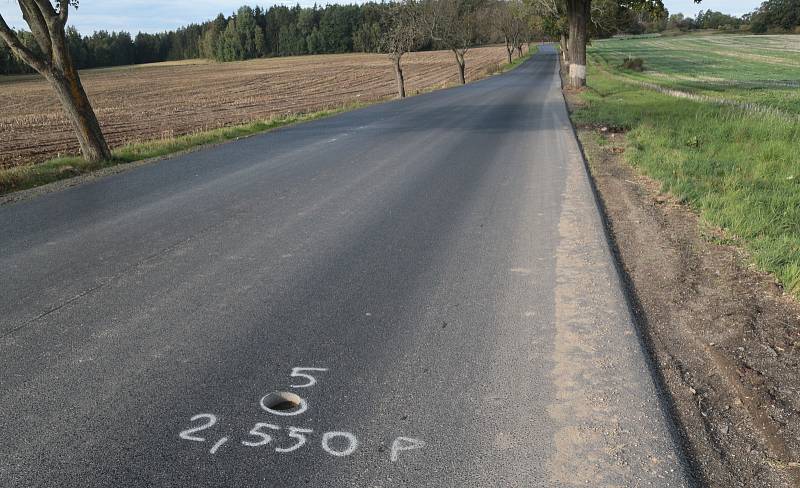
[260,391,308,416]
[321,431,358,457]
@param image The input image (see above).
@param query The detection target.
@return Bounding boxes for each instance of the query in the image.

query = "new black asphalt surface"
[0,46,691,486]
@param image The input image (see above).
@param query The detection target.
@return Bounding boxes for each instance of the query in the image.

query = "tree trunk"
[560,33,569,65]
[46,68,111,162]
[393,55,406,99]
[0,5,112,163]
[566,0,590,88]
[453,50,466,85]
[505,38,512,64]
[47,65,111,162]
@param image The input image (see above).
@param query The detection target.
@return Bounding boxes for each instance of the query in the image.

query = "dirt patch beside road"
[562,88,800,487]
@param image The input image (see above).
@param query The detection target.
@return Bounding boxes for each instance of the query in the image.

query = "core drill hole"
[262,391,303,412]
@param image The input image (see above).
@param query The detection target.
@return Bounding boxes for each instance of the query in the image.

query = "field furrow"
[0,47,509,169]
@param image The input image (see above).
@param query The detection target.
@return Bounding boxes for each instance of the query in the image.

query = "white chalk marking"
[209,436,229,454]
[276,427,313,453]
[178,413,218,442]
[289,367,329,388]
[390,437,426,462]
[321,431,358,457]
[241,422,280,447]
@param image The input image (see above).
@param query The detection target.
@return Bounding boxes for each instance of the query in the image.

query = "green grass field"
[590,34,800,114]
[572,34,800,296]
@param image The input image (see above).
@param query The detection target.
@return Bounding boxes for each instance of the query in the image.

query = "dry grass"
[0,47,508,169]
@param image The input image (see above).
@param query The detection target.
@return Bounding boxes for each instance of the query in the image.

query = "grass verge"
[0,104,367,196]
[571,64,800,297]
[495,44,540,74]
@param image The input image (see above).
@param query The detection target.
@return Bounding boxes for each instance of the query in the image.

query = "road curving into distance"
[0,46,691,487]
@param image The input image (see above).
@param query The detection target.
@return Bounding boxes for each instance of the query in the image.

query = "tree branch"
[58,0,70,24]
[31,0,58,19]
[18,0,53,55]
[0,13,49,73]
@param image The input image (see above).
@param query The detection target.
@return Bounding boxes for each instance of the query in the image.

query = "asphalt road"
[0,46,691,487]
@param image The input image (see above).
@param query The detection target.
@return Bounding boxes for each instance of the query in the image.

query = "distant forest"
[1,0,798,76]
[0,3,399,75]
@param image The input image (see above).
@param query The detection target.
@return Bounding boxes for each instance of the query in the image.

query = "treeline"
[749,0,800,33]
[0,3,404,75]
[667,0,800,33]
[3,0,799,76]
[0,24,205,74]
[667,10,747,31]
[197,4,396,61]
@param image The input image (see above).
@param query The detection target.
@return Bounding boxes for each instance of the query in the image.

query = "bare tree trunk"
[566,0,590,88]
[392,54,406,99]
[505,38,513,64]
[453,50,466,85]
[560,33,569,65]
[0,3,111,163]
[47,69,110,162]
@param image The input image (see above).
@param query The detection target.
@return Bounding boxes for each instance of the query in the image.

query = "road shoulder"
[562,78,800,487]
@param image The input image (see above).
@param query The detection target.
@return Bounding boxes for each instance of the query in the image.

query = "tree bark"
[453,50,466,85]
[566,0,590,88]
[47,65,111,162]
[392,54,406,99]
[560,33,569,65]
[505,37,513,64]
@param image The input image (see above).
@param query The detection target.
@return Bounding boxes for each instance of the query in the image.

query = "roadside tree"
[425,0,487,85]
[0,0,111,162]
[527,0,568,62]
[382,0,425,99]
[528,0,702,88]
[493,0,531,63]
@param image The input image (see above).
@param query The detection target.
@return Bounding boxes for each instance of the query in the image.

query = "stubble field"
[0,46,509,169]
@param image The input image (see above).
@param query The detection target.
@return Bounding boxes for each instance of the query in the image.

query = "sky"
[1,0,764,34]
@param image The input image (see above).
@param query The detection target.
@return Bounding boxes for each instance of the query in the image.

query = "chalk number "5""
[289,367,328,388]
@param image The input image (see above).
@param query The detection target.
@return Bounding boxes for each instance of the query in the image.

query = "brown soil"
[0,47,508,169]
[562,83,800,487]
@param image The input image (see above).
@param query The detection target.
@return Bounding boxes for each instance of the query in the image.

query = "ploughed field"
[0,46,508,169]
